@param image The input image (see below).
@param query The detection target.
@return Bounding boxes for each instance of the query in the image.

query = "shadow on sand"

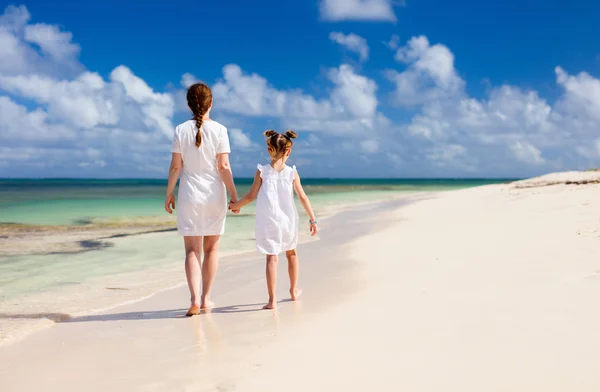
[0,302,273,323]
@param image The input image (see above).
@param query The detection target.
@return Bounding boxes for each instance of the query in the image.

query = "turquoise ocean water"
[0,178,513,344]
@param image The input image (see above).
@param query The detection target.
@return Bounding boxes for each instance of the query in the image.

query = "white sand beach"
[1,172,599,391]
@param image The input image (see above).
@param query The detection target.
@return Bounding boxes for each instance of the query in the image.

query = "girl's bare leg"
[201,235,220,309]
[184,236,203,316]
[286,249,302,301]
[264,254,278,309]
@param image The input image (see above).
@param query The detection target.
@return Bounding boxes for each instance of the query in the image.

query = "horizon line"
[0,176,522,181]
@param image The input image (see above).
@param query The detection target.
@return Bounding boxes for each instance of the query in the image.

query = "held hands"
[165,193,176,214]
[228,199,240,215]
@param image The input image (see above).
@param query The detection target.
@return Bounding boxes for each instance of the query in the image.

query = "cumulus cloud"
[384,35,600,173]
[0,5,175,177]
[23,23,80,62]
[426,144,467,162]
[0,67,174,137]
[387,36,464,106]
[360,139,380,153]
[329,32,369,61]
[0,95,74,142]
[212,63,383,134]
[555,66,600,122]
[319,0,397,22]
[510,141,545,165]
[0,5,82,76]
[229,128,257,150]
[180,72,199,88]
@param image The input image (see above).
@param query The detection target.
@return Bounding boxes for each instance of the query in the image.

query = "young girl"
[229,130,318,310]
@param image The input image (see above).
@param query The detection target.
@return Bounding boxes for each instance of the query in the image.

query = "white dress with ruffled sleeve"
[255,164,299,255]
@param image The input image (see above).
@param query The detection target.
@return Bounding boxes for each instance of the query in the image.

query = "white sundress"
[171,120,231,236]
[255,164,299,255]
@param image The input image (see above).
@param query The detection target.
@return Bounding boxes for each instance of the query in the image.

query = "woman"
[165,83,238,316]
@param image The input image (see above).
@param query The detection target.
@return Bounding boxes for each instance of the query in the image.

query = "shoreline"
[0,192,430,347]
[0,191,421,257]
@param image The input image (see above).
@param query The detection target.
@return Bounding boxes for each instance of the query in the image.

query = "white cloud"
[360,139,379,153]
[229,128,257,150]
[555,66,600,122]
[387,36,464,106]
[510,141,545,165]
[407,111,451,140]
[24,23,80,62]
[180,72,199,88]
[329,64,378,118]
[0,5,81,76]
[0,95,74,142]
[426,144,467,162]
[0,67,174,137]
[0,5,29,30]
[0,5,176,177]
[329,32,369,61]
[212,64,297,117]
[0,27,29,73]
[212,63,383,134]
[382,35,600,173]
[386,34,400,50]
[319,0,397,22]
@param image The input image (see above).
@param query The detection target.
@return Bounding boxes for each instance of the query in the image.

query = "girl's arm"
[165,153,183,214]
[229,170,262,210]
[217,153,238,203]
[293,172,318,236]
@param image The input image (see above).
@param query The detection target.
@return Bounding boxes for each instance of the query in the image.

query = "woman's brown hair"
[186,83,213,148]
[264,129,297,159]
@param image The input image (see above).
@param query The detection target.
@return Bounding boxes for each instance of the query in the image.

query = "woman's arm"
[293,172,318,236]
[229,170,262,210]
[217,153,238,203]
[165,153,183,214]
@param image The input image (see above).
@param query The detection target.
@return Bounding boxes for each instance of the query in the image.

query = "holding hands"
[229,199,240,214]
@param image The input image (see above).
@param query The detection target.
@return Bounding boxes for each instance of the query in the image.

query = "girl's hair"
[264,129,297,159]
[186,83,213,148]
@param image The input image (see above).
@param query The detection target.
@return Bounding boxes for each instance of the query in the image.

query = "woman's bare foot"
[290,288,302,301]
[186,305,201,317]
[262,302,276,310]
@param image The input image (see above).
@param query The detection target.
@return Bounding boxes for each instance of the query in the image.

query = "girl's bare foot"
[262,302,276,310]
[290,288,302,301]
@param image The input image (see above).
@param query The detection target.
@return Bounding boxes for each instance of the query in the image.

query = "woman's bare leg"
[285,249,302,301]
[184,236,203,315]
[264,254,278,309]
[200,235,220,309]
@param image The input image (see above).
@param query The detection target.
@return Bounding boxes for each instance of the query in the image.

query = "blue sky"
[1,0,600,178]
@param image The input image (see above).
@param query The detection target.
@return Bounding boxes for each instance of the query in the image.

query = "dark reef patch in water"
[79,240,114,250]
[0,312,72,322]
[72,218,94,226]
[104,227,176,239]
